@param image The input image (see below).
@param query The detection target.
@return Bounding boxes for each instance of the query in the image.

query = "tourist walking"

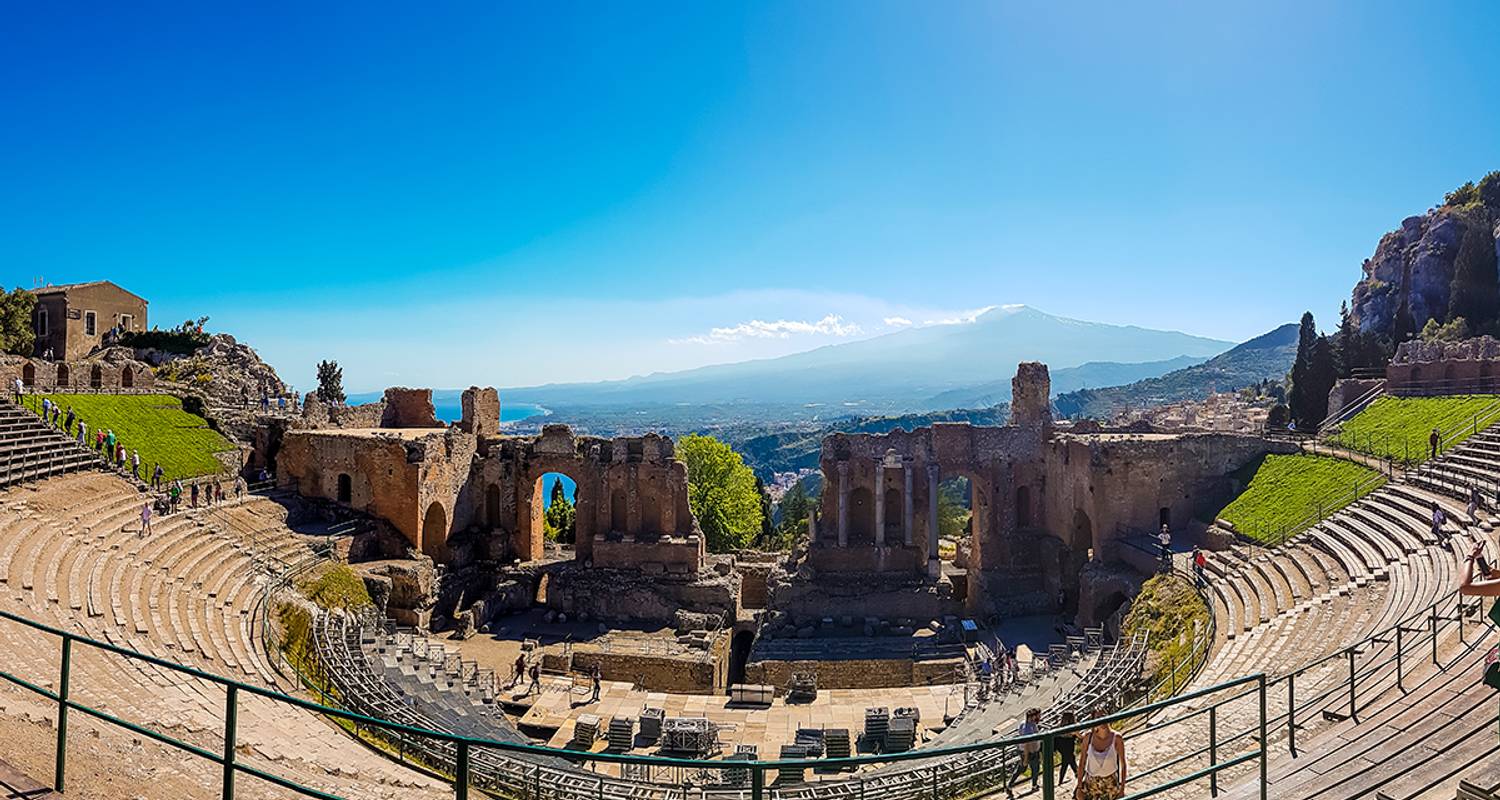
[527,663,541,695]
[1007,708,1044,795]
[1192,547,1207,588]
[1469,491,1481,527]
[131,449,141,480]
[1431,427,1442,460]
[1056,710,1080,785]
[214,481,224,505]
[190,482,199,508]
[1076,710,1126,799]
[1157,524,1172,571]
[152,463,164,490]
[234,475,246,500]
[64,406,74,434]
[77,420,86,446]
[1431,501,1447,542]
[12,377,22,403]
[510,654,526,688]
[590,665,602,703]
[41,397,50,422]
[170,480,182,512]
[139,502,153,538]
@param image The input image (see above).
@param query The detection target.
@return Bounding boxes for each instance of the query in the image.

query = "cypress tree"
[1288,312,1318,428]
[1448,211,1500,333]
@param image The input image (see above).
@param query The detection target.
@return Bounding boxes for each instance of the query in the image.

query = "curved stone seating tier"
[0,472,449,799]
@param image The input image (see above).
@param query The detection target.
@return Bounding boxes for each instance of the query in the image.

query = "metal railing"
[1316,381,1386,437]
[0,596,1272,800]
[1242,451,1389,549]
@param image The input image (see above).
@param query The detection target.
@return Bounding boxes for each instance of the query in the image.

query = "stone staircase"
[0,399,101,487]
[0,471,447,799]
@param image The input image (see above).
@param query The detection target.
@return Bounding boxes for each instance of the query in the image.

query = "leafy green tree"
[543,478,575,543]
[775,480,812,547]
[1266,404,1289,429]
[936,477,971,540]
[753,476,775,547]
[1480,171,1500,208]
[0,288,38,356]
[1448,213,1500,331]
[678,434,764,553]
[316,360,346,405]
[1287,312,1319,428]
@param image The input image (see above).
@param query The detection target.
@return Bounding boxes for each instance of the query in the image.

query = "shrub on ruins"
[316,359,346,405]
[0,287,37,356]
[773,480,813,548]
[679,434,765,553]
[1122,573,1210,699]
[119,316,211,354]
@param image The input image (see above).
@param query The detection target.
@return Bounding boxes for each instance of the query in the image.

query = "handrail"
[1316,381,1386,436]
[1246,448,1389,549]
[0,595,1271,800]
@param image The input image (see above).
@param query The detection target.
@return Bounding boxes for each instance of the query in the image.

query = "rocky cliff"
[1350,177,1500,339]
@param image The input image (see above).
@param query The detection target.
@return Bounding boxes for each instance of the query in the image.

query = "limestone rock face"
[1350,207,1500,337]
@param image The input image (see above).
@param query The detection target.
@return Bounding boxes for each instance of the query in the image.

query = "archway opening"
[421,502,448,560]
[89,365,102,389]
[21,363,34,387]
[121,366,134,389]
[847,486,875,545]
[1094,591,1130,639]
[727,630,755,690]
[1015,485,1032,529]
[936,476,972,562]
[532,472,577,544]
[336,473,352,503]
[1159,507,1171,530]
[1072,509,1094,556]
[484,483,501,528]
[55,364,69,388]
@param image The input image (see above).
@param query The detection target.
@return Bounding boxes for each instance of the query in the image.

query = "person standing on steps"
[1431,427,1442,461]
[12,377,21,404]
[131,449,141,480]
[527,663,541,695]
[140,502,153,538]
[1076,709,1126,800]
[64,406,74,435]
[1056,710,1080,786]
[1157,524,1172,572]
[1007,708,1044,796]
[76,420,86,446]
[1192,547,1207,587]
[152,463,164,491]
[1431,501,1447,543]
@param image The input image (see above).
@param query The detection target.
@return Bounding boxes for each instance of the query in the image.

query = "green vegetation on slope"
[298,563,373,612]
[1217,454,1385,544]
[1332,395,1500,464]
[679,434,765,553]
[1122,574,1211,698]
[39,393,234,481]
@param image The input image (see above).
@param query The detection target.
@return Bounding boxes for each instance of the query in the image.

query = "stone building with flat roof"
[30,281,149,360]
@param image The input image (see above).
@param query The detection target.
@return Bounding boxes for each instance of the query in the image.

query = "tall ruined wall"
[1043,432,1298,562]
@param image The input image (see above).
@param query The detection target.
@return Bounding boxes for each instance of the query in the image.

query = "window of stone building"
[120,314,134,331]
[36,307,47,337]
[84,310,96,337]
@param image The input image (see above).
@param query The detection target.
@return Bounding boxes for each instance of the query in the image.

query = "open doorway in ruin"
[1094,591,1130,639]
[727,629,755,690]
[531,472,578,544]
[421,502,448,560]
[936,476,972,562]
[847,487,875,545]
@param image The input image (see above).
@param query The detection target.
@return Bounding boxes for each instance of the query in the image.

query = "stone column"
[903,464,914,547]
[809,507,818,543]
[837,461,850,547]
[873,459,885,546]
[927,465,940,575]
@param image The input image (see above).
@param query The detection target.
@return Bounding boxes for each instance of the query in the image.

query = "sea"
[430,398,548,426]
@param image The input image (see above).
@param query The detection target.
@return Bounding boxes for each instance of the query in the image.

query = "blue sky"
[4,2,1498,392]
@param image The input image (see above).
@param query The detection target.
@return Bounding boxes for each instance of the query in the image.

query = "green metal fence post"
[1259,675,1269,800]
[1286,672,1296,755]
[455,740,470,800]
[55,634,71,793]
[751,763,764,800]
[1209,704,1219,797]
[1432,608,1440,666]
[1395,626,1404,691]
[1347,648,1358,722]
[222,684,238,800]
[1041,733,1055,800]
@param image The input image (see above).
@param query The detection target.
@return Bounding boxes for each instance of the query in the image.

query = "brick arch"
[55,363,70,388]
[421,501,448,560]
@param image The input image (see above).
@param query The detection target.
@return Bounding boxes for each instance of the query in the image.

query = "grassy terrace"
[37,393,235,481]
[1331,394,1500,464]
[1123,573,1211,699]
[1217,453,1385,545]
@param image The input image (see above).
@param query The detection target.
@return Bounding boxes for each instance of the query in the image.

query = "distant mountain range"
[503,306,1231,414]
[1052,322,1298,419]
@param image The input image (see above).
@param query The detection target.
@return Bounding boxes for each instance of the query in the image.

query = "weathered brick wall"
[745,655,963,689]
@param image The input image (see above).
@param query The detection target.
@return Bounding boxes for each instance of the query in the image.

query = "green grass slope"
[39,393,235,481]
[1332,394,1500,464]
[1217,454,1385,544]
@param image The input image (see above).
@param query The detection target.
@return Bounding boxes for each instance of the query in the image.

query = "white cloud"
[883,316,913,328]
[923,305,999,326]
[670,314,863,345]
